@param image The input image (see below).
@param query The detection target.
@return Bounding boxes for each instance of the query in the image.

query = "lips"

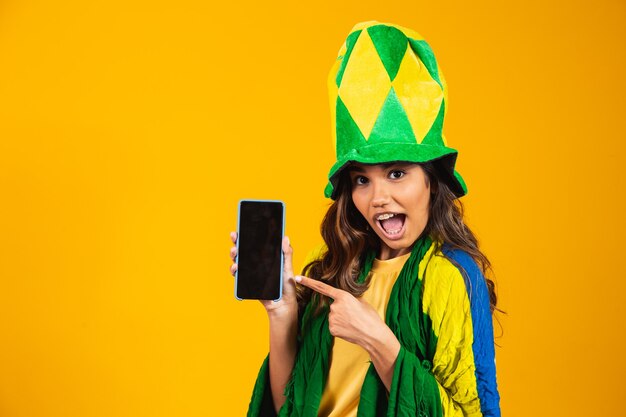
[375,213,406,240]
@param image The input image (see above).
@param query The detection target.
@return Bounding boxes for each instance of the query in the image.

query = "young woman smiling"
[230,21,502,417]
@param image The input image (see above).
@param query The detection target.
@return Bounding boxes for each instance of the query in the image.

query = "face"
[348,162,431,260]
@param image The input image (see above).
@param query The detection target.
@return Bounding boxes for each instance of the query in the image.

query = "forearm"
[268,311,298,413]
[361,324,401,392]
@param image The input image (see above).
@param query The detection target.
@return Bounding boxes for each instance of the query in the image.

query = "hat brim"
[324,142,468,200]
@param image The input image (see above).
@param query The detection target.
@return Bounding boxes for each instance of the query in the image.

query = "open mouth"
[376,213,406,239]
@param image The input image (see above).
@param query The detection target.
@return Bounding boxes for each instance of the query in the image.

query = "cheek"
[403,188,430,219]
[351,192,367,216]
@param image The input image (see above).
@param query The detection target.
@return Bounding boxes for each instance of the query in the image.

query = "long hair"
[299,161,502,320]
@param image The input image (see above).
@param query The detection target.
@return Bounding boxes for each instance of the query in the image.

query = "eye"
[353,175,368,185]
[389,170,405,179]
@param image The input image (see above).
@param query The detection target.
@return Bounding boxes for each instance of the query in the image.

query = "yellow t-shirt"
[317,252,412,417]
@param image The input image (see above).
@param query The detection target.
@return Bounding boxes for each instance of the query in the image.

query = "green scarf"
[248,234,442,416]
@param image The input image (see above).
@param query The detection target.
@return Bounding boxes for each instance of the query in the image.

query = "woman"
[229,21,502,417]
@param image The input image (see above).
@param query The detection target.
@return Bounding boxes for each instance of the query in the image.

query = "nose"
[371,180,390,207]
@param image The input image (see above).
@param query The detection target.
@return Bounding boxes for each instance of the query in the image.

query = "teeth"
[376,213,396,220]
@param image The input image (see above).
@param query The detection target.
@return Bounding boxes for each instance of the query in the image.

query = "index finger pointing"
[295,275,340,299]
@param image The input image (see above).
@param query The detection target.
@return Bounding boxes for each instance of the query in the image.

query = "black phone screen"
[236,200,284,300]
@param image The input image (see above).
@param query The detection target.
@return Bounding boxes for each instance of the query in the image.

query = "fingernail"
[286,236,290,246]
[295,275,302,282]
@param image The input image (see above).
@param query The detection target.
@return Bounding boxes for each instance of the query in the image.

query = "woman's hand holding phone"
[229,231,298,321]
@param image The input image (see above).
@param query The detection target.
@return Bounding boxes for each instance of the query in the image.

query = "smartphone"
[235,199,285,301]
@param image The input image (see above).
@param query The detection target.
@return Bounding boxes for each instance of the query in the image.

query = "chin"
[379,235,409,249]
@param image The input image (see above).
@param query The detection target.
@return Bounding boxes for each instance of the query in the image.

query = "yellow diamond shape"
[392,49,444,143]
[337,29,391,140]
[327,57,342,149]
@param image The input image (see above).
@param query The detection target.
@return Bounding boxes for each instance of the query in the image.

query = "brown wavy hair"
[299,161,503,322]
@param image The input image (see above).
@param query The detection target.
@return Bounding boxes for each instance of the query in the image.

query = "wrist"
[267,303,298,323]
[362,324,400,357]
[268,307,299,352]
[362,324,401,394]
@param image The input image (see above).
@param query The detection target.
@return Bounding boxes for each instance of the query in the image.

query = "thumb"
[282,236,294,277]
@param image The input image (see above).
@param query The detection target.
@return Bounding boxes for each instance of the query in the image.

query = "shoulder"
[422,242,489,299]
[420,242,467,299]
[440,243,492,312]
[441,243,486,290]
[421,242,492,321]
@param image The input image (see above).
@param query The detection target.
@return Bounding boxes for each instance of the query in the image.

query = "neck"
[378,247,411,260]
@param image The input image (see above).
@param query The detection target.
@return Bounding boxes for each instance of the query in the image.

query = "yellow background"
[1,0,624,416]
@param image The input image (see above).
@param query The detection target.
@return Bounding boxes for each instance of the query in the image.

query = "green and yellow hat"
[324,21,468,200]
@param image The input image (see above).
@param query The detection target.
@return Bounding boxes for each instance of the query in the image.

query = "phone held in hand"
[235,199,285,301]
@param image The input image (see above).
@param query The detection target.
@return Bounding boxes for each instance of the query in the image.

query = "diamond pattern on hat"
[368,87,416,144]
[337,29,391,141]
[408,39,443,88]
[392,47,444,144]
[421,98,446,146]
[335,30,362,88]
[327,58,342,152]
[367,25,408,82]
[335,96,367,157]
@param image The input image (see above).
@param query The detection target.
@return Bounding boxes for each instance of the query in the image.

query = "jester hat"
[324,21,468,200]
